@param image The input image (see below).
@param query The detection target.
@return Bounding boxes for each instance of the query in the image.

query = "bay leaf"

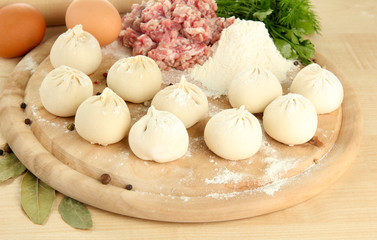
[0,153,27,183]
[59,196,93,230]
[21,171,55,225]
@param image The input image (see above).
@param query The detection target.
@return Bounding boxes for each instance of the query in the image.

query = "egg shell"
[65,0,122,46]
[0,3,46,58]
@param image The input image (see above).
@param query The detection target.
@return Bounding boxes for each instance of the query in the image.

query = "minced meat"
[119,0,234,70]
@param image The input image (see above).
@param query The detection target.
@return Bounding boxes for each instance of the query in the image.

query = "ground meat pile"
[119,0,235,70]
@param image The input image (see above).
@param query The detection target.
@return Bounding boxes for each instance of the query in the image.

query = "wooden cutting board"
[0,37,362,222]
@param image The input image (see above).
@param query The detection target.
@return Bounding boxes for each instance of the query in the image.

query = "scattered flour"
[205,168,244,184]
[178,168,194,184]
[134,172,295,201]
[263,157,298,181]
[135,190,191,202]
[180,196,190,202]
[206,191,240,200]
[205,176,291,199]
[30,105,66,128]
[101,40,131,59]
[161,69,189,85]
[260,178,289,196]
[184,147,192,158]
[208,103,222,117]
[23,56,38,74]
[112,149,130,162]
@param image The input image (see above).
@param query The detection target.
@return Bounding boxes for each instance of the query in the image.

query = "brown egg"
[0,3,46,58]
[65,0,122,46]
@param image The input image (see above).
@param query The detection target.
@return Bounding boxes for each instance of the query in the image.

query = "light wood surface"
[0,0,376,238]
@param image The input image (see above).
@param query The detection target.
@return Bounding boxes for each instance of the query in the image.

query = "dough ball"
[152,76,208,128]
[75,88,131,145]
[128,106,189,163]
[50,24,102,75]
[228,67,282,113]
[39,65,93,117]
[107,56,162,103]
[263,93,317,145]
[204,105,262,160]
[290,63,344,114]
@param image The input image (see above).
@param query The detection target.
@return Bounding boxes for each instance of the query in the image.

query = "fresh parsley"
[216,0,321,65]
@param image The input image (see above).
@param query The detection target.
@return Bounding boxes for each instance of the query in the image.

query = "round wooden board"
[0,38,362,222]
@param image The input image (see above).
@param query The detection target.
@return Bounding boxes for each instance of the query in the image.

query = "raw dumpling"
[151,76,208,128]
[228,66,282,113]
[39,65,93,117]
[50,24,102,75]
[204,105,262,160]
[263,93,317,146]
[107,56,162,103]
[75,88,131,145]
[128,106,189,163]
[290,63,344,114]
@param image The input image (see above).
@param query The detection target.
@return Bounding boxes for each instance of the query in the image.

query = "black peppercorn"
[24,118,32,125]
[20,102,27,109]
[294,61,299,66]
[125,184,133,190]
[0,149,3,156]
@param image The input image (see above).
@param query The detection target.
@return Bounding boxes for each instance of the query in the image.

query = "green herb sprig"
[216,0,321,65]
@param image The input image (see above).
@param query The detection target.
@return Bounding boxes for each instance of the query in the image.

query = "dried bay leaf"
[59,196,93,230]
[21,171,55,225]
[0,153,26,183]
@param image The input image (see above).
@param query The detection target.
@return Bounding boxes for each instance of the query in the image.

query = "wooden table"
[0,0,376,239]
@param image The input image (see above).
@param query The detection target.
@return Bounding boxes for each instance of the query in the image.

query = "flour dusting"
[101,40,131,59]
[23,56,38,74]
[208,103,223,117]
[264,157,298,181]
[205,174,294,200]
[30,105,67,129]
[260,178,289,196]
[206,191,240,200]
[205,168,244,184]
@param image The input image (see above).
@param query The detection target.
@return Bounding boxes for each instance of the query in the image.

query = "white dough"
[290,63,344,114]
[151,76,208,128]
[75,88,131,145]
[263,93,318,146]
[50,25,102,75]
[128,106,189,163]
[228,67,282,113]
[39,65,93,117]
[204,105,262,160]
[107,56,162,103]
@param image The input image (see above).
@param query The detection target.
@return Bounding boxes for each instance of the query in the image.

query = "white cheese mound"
[190,19,294,97]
